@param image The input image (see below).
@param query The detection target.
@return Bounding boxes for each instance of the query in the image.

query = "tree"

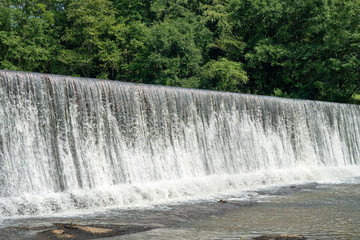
[201,58,248,92]
[110,0,153,23]
[59,0,125,79]
[228,0,360,102]
[0,0,60,72]
[131,16,212,88]
[201,0,245,62]
[315,0,360,102]
[0,0,358,103]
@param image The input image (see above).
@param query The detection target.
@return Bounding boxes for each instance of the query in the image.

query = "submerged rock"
[253,234,307,240]
[256,182,320,196]
[33,223,155,240]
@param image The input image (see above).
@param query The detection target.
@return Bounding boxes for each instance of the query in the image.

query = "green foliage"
[131,16,211,88]
[201,0,245,61]
[0,0,60,72]
[272,88,290,98]
[353,94,360,104]
[59,0,124,78]
[110,0,151,22]
[0,0,359,103]
[317,0,360,102]
[201,58,247,92]
[151,0,201,20]
[229,0,360,103]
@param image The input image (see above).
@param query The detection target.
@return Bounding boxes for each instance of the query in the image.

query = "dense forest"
[0,0,359,103]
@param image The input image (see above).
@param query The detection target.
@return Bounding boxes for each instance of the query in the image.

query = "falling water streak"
[0,70,359,217]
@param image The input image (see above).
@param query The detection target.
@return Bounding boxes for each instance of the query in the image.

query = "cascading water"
[0,70,359,218]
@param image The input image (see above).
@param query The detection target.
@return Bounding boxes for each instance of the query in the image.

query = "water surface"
[1,181,359,239]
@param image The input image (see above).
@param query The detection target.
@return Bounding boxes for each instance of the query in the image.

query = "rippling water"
[113,182,360,240]
[1,180,359,239]
[185,183,360,240]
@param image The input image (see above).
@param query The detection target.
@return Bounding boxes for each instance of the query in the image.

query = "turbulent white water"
[0,70,359,218]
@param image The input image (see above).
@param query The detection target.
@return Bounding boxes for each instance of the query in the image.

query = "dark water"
[105,182,360,240]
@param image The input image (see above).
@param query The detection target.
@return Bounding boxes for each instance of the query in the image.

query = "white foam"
[1,165,359,218]
[1,71,360,219]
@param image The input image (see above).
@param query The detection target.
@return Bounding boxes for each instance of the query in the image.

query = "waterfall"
[0,70,359,217]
